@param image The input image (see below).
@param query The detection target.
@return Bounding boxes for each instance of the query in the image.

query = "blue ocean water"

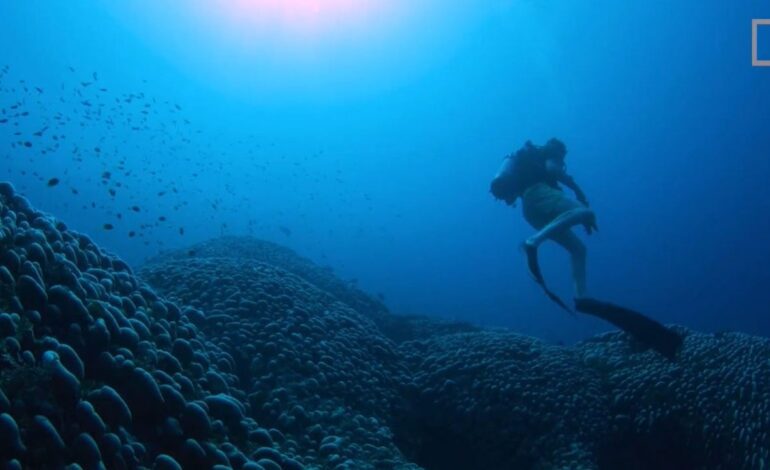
[1,0,769,346]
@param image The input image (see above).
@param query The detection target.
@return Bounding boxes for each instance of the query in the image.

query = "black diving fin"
[574,297,683,359]
[524,242,575,315]
[542,285,574,316]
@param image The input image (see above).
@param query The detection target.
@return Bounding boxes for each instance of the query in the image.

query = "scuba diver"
[490,138,597,300]
[490,139,683,359]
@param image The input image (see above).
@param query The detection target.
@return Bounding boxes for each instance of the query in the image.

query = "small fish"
[108,189,116,197]
[47,178,60,187]
[103,223,114,230]
[128,231,136,238]
[158,216,167,221]
[130,206,140,212]
[23,141,32,148]
[279,226,291,236]
[179,227,184,235]
[81,81,92,87]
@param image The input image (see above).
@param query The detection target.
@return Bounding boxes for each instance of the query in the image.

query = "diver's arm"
[545,158,588,205]
[559,172,597,234]
[559,174,589,206]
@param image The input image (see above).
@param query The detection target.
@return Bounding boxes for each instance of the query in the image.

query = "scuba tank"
[490,141,541,205]
[490,156,518,205]
[490,139,567,206]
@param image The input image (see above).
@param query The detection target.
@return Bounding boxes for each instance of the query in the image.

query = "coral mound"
[399,331,608,469]
[147,236,389,322]
[140,255,418,469]
[0,184,308,469]
[398,327,770,469]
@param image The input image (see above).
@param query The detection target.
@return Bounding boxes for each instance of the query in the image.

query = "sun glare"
[200,0,386,39]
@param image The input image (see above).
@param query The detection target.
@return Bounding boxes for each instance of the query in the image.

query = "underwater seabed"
[0,181,768,470]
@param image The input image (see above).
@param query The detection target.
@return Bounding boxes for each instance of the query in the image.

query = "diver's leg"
[526,207,595,247]
[521,207,593,286]
[552,230,587,298]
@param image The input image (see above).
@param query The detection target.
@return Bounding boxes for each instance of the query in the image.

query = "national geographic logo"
[754,19,770,66]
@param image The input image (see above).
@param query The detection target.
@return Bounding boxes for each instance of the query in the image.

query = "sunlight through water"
[193,0,392,45]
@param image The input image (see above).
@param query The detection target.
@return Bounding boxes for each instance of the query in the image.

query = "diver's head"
[542,138,567,160]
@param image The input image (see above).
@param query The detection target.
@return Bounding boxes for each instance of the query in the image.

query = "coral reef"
[1,183,769,469]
